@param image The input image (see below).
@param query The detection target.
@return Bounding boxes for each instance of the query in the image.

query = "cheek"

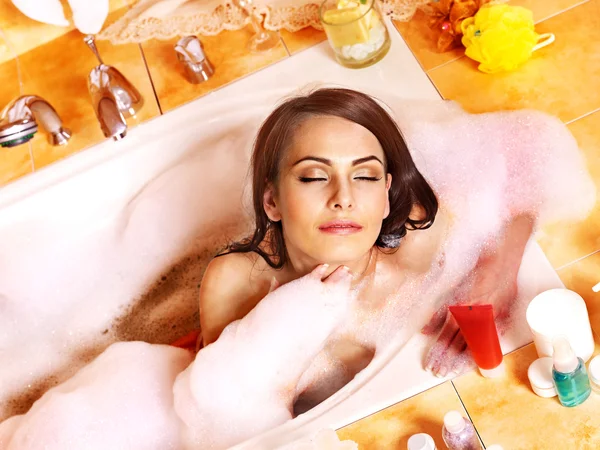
[278,186,321,224]
[358,186,389,216]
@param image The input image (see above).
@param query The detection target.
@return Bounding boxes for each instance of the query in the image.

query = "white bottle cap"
[588,355,600,385]
[407,433,436,450]
[486,446,504,450]
[552,335,578,373]
[443,411,466,434]
[528,357,557,398]
[479,361,505,378]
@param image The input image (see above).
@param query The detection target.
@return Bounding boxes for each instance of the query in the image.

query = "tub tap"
[84,35,144,141]
[0,96,71,148]
[174,36,214,84]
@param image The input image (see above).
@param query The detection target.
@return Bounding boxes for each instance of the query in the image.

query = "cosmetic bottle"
[442,411,481,450]
[588,355,600,395]
[528,357,557,398]
[407,433,436,450]
[449,305,504,378]
[551,335,591,407]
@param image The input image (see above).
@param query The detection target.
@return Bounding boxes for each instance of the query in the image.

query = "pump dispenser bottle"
[551,336,591,407]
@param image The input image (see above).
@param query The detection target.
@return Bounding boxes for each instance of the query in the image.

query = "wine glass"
[232,0,280,52]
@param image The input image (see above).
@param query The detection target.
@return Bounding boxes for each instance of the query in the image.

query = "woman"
[198,88,533,408]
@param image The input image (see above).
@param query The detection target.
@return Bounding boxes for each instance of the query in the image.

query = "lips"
[318,220,363,235]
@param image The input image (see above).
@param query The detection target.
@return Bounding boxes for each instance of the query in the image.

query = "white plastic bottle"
[441,411,481,450]
[407,433,436,450]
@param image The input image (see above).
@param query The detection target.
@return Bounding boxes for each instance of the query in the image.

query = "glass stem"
[246,11,266,37]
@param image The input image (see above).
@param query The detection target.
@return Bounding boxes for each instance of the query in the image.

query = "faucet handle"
[88,65,144,118]
[174,36,214,84]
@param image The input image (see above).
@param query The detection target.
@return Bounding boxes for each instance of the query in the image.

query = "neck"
[283,246,376,286]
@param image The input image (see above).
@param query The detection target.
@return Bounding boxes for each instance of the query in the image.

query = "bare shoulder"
[384,205,451,273]
[199,252,273,346]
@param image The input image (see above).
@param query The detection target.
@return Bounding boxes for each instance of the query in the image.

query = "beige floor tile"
[0,0,128,64]
[280,27,326,55]
[454,343,600,449]
[427,0,600,123]
[557,252,600,333]
[537,110,600,268]
[394,0,588,72]
[141,26,288,113]
[337,382,466,448]
[15,20,160,170]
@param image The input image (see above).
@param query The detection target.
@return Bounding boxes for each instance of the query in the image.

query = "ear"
[263,184,282,222]
[383,174,392,219]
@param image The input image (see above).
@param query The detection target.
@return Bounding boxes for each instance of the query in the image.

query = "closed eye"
[355,177,382,181]
[299,177,327,183]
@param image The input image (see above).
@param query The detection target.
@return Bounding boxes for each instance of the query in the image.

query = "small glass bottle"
[319,0,391,69]
[442,411,481,450]
[551,336,591,407]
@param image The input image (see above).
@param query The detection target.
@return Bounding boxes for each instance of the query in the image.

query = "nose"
[328,178,354,210]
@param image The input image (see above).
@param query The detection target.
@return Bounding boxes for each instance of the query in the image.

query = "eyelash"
[298,177,382,183]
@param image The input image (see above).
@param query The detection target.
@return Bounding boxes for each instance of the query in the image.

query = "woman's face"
[264,116,392,266]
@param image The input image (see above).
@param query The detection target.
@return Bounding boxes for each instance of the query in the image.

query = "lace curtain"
[97,0,429,44]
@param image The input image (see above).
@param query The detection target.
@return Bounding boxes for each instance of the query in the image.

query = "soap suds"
[0,98,594,448]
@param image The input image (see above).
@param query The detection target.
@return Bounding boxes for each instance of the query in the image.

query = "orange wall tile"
[0,7,298,184]
[141,26,288,113]
[0,0,128,64]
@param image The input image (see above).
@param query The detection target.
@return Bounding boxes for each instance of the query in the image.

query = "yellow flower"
[461,4,539,73]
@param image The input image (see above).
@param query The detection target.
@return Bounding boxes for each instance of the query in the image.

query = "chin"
[312,241,373,264]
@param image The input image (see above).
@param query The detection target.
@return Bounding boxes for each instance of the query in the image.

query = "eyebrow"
[292,155,384,167]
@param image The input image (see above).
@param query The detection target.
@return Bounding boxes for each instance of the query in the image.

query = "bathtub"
[0,23,564,448]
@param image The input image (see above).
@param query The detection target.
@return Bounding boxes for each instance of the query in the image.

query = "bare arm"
[477,213,535,285]
[199,253,268,346]
[424,213,535,376]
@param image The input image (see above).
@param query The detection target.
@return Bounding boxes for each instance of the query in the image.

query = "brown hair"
[221,88,438,269]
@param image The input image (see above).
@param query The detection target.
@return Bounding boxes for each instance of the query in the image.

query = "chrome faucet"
[84,35,143,141]
[0,96,71,148]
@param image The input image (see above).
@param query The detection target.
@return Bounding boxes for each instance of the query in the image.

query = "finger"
[434,331,467,378]
[495,291,518,323]
[421,306,448,335]
[309,263,330,280]
[425,312,460,374]
[450,347,475,376]
[323,265,353,285]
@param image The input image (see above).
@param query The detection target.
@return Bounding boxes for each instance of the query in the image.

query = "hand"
[422,257,518,377]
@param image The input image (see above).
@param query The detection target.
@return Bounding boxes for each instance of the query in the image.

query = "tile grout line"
[534,0,591,24]
[555,249,600,272]
[565,107,600,125]
[425,71,445,99]
[138,44,163,115]
[278,31,292,57]
[450,380,487,448]
[426,54,467,75]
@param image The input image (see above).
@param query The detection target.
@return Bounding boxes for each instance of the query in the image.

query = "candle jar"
[319,0,391,69]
